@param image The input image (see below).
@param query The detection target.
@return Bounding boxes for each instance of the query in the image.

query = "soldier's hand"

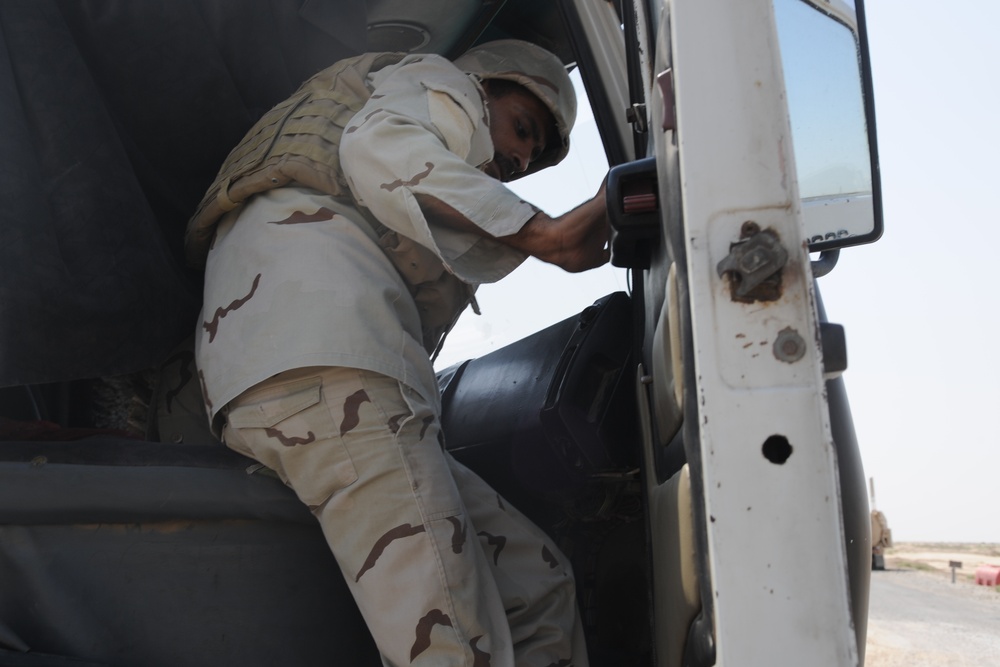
[414,181,611,273]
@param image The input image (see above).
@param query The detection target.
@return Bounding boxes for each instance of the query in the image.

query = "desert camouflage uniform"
[195,50,587,666]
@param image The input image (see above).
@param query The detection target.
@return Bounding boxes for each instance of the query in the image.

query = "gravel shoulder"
[865,543,1000,667]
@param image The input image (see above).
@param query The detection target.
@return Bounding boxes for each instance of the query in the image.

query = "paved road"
[865,567,1000,666]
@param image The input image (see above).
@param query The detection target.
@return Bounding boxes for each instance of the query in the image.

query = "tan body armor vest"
[185,51,475,356]
[185,51,407,268]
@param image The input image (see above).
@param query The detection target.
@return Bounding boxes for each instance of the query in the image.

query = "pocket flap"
[227,377,322,429]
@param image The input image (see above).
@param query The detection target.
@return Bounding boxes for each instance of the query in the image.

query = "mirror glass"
[773,0,881,250]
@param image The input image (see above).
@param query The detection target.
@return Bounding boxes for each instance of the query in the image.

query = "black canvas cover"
[0,440,381,666]
[0,1,364,387]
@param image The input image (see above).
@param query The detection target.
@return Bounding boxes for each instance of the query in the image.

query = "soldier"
[187,40,608,666]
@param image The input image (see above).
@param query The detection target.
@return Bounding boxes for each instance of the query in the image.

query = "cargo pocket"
[225,376,359,507]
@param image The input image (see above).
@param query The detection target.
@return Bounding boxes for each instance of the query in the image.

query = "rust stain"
[718,224,786,304]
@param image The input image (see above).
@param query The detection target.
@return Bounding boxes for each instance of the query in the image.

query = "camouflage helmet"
[454,39,577,177]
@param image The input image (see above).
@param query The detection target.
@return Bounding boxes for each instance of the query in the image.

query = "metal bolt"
[740,220,760,238]
[773,327,806,363]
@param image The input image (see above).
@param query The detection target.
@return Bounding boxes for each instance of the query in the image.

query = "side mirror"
[774,0,883,251]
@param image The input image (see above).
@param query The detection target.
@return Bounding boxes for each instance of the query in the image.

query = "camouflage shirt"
[196,55,538,428]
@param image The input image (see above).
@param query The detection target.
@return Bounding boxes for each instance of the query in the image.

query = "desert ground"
[884,542,1000,575]
[865,542,1000,666]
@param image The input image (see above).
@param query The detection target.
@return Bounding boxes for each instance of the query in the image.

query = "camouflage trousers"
[222,366,588,667]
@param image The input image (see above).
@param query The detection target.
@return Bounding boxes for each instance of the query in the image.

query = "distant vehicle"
[870,478,893,570]
[0,0,881,665]
[871,509,893,570]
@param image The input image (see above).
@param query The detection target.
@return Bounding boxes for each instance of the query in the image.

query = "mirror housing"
[774,0,883,251]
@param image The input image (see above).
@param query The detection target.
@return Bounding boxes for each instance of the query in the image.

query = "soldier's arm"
[414,183,610,273]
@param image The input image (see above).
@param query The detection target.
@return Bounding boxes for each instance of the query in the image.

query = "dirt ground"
[884,542,1000,576]
[865,542,1000,667]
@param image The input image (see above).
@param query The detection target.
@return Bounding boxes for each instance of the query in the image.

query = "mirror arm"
[810,249,840,278]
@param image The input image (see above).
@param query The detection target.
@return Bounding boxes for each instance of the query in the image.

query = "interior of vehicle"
[0,2,658,664]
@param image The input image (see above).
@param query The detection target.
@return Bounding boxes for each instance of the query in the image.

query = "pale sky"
[821,0,1000,543]
[437,1,1000,544]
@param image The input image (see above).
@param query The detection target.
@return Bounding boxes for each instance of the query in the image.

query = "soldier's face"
[482,84,555,182]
